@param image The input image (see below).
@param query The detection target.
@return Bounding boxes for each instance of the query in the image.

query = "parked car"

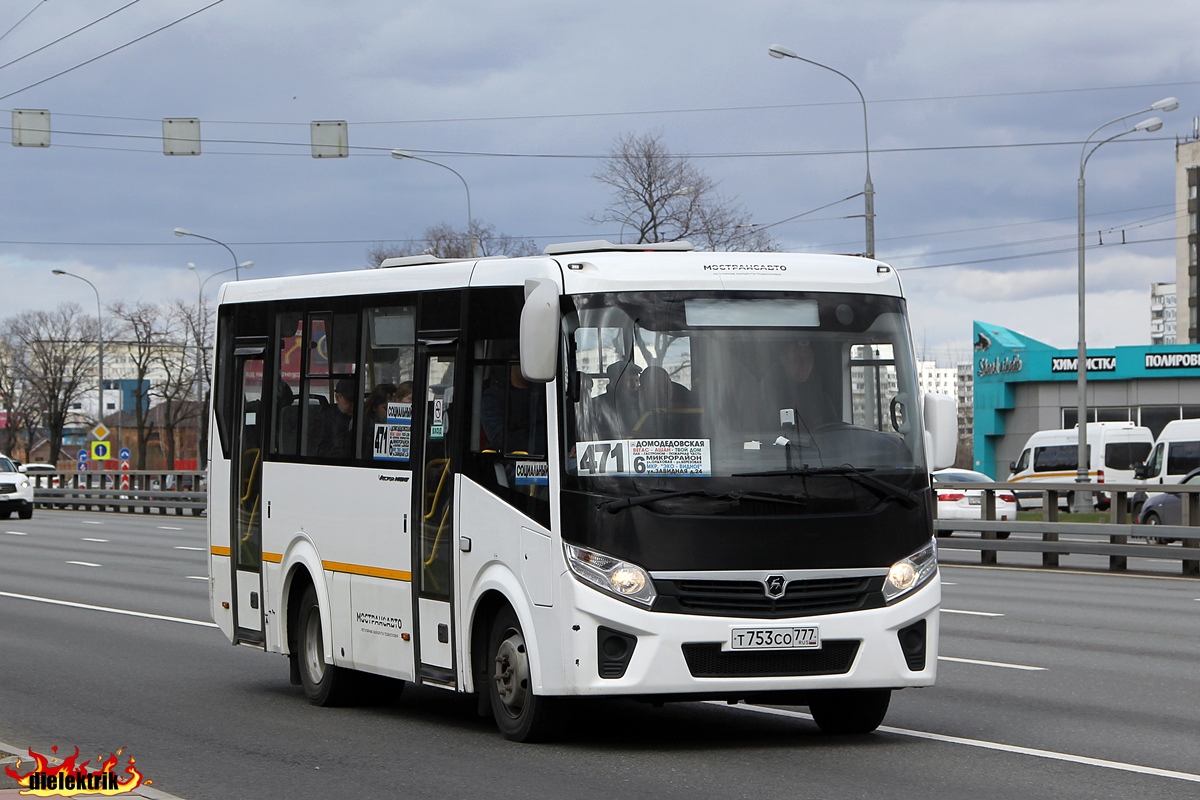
[1135,466,1200,544]
[932,468,1017,539]
[0,453,34,520]
[20,462,59,487]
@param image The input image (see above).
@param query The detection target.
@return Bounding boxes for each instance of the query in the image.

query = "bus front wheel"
[487,606,561,742]
[808,688,891,734]
[297,584,352,706]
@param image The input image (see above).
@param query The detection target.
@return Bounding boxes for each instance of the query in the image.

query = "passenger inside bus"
[594,361,641,438]
[320,377,357,457]
[481,362,546,456]
[633,365,700,438]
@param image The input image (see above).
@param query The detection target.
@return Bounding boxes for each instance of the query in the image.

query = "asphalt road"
[1,511,1197,800]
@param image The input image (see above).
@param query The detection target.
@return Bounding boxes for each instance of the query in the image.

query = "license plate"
[968,496,981,505]
[729,626,820,651]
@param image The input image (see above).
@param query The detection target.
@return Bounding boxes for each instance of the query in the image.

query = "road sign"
[78,462,88,472]
[91,423,110,441]
[91,441,111,461]
[77,449,89,463]
[119,447,131,461]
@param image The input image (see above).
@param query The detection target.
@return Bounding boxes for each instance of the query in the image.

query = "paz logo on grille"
[764,575,786,599]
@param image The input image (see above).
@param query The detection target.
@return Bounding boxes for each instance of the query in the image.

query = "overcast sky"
[1,0,1198,364]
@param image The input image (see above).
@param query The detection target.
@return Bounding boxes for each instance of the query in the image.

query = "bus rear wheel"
[297,584,352,706]
[487,607,561,742]
[808,688,891,734]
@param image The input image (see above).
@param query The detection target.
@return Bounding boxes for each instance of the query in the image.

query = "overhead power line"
[0,0,227,102]
[0,0,47,46]
[0,0,145,74]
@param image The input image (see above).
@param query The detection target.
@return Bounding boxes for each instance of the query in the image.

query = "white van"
[1136,418,1200,487]
[1007,422,1154,510]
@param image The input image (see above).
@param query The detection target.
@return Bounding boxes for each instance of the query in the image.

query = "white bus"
[208,241,957,741]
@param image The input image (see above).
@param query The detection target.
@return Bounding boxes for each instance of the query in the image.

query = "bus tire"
[808,688,891,734]
[297,584,352,706]
[487,606,561,742]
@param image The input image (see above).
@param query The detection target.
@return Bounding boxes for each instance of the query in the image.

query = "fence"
[29,470,207,516]
[26,471,1200,576]
[934,480,1200,577]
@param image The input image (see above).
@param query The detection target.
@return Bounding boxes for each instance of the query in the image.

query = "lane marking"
[81,537,109,543]
[80,520,103,525]
[0,590,218,628]
[732,704,1200,784]
[939,655,1046,671]
[942,608,1004,617]
[65,561,101,568]
[3,530,28,536]
[941,581,958,586]
[158,526,183,531]
[174,546,205,551]
[186,576,208,581]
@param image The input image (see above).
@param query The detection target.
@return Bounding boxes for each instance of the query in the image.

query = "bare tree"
[368,221,539,266]
[110,301,169,469]
[590,131,779,251]
[0,333,20,456]
[4,304,98,464]
[171,299,215,469]
[153,302,204,471]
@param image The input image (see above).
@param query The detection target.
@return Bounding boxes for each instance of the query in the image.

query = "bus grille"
[655,576,884,618]
[681,640,859,678]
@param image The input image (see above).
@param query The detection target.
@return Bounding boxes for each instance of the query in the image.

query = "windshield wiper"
[598,488,808,513]
[731,465,919,510]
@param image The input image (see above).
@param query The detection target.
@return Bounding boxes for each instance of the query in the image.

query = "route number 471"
[577,441,644,476]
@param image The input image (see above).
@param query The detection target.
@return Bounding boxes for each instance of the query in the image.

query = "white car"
[0,454,34,520]
[932,468,1016,539]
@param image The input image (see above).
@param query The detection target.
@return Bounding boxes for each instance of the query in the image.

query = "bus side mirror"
[923,393,957,471]
[1134,462,1148,480]
[520,279,560,383]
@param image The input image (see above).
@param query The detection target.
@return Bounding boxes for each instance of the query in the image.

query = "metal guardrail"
[26,471,1200,576]
[29,470,207,516]
[934,480,1200,577]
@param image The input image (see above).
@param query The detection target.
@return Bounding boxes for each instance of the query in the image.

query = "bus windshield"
[562,291,928,507]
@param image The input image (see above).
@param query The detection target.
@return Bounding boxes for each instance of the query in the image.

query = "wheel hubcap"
[304,608,325,683]
[493,629,529,718]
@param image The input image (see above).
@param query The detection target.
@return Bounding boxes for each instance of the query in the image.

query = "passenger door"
[413,342,461,685]
[229,338,267,645]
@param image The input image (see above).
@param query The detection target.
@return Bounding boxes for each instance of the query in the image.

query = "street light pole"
[174,228,253,281]
[51,269,104,428]
[185,261,252,470]
[769,44,874,259]
[391,149,476,257]
[1073,97,1177,512]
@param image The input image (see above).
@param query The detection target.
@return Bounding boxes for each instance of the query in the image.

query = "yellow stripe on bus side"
[322,560,413,582]
[262,551,283,564]
[211,546,231,557]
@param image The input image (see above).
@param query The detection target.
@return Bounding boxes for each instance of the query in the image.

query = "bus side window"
[469,339,549,524]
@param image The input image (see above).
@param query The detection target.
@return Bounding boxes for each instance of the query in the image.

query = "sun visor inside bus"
[520,279,560,383]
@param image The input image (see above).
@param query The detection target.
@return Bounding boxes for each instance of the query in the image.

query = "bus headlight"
[565,544,657,607]
[883,540,938,603]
